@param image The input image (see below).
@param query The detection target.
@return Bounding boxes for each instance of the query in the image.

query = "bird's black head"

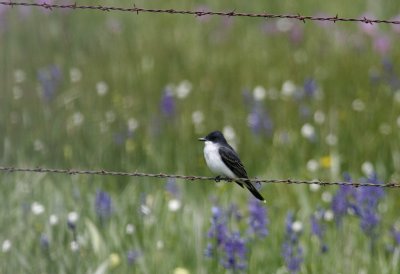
[198,131,227,144]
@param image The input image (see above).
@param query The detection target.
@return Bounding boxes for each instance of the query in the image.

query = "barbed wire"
[0,166,399,188]
[1,1,400,25]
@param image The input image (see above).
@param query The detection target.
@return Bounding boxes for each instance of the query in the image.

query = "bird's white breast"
[203,141,237,178]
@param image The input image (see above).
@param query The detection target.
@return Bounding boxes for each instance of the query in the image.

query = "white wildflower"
[2,240,11,253]
[31,202,45,215]
[361,161,374,177]
[70,68,82,83]
[291,221,303,232]
[306,159,319,172]
[96,81,108,96]
[301,123,315,139]
[313,110,325,124]
[352,99,365,111]
[253,86,266,101]
[175,80,192,99]
[168,199,181,212]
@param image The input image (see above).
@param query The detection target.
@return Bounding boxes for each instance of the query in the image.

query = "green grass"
[1,0,400,273]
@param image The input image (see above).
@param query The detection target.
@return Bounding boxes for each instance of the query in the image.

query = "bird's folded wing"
[218,146,248,179]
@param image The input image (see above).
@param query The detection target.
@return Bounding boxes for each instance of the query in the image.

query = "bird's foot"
[214,176,222,182]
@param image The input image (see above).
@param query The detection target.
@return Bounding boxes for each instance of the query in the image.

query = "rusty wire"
[1,1,400,25]
[0,166,399,188]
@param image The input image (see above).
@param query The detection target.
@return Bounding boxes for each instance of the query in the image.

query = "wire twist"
[0,166,398,188]
[0,1,399,25]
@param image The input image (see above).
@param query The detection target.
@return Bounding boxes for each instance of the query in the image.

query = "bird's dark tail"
[244,180,266,203]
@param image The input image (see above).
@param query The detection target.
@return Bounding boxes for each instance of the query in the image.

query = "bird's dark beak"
[198,137,206,142]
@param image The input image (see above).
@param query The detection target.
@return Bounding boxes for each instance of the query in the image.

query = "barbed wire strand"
[0,166,399,188]
[1,1,400,25]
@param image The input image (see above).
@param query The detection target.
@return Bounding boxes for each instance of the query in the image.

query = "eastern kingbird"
[199,131,266,203]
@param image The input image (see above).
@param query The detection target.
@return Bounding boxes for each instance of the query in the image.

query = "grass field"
[1,0,400,273]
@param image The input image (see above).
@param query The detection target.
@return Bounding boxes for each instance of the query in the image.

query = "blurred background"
[1,0,400,273]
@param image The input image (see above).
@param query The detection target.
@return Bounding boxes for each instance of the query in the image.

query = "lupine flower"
[303,78,317,98]
[381,58,400,91]
[165,178,179,198]
[243,89,274,136]
[205,204,249,271]
[373,35,391,56]
[289,23,304,45]
[310,209,328,253]
[299,105,311,119]
[282,212,303,274]
[355,174,384,238]
[95,190,113,223]
[247,197,268,238]
[40,233,50,250]
[221,231,247,271]
[205,206,228,257]
[247,104,273,136]
[331,172,384,241]
[227,203,242,223]
[160,87,175,117]
[331,173,357,226]
[127,250,141,265]
[38,65,62,102]
[358,13,378,36]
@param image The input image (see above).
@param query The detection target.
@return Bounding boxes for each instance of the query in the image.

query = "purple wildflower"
[221,231,247,271]
[113,132,126,146]
[40,233,50,250]
[95,190,113,223]
[331,173,357,226]
[247,104,273,136]
[290,23,304,45]
[160,87,175,117]
[299,105,311,119]
[303,78,317,98]
[165,178,179,198]
[247,197,268,238]
[331,173,384,240]
[358,12,378,36]
[381,58,400,91]
[355,174,384,238]
[282,212,303,274]
[243,90,274,136]
[373,35,391,56]
[38,65,62,102]
[127,249,141,265]
[227,203,243,222]
[205,204,249,271]
[242,89,253,107]
[205,206,228,257]
[310,209,328,253]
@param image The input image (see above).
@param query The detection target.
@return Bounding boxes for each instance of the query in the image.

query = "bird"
[198,130,266,203]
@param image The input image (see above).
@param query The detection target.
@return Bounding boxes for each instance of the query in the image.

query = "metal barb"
[0,1,399,25]
[0,166,398,188]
